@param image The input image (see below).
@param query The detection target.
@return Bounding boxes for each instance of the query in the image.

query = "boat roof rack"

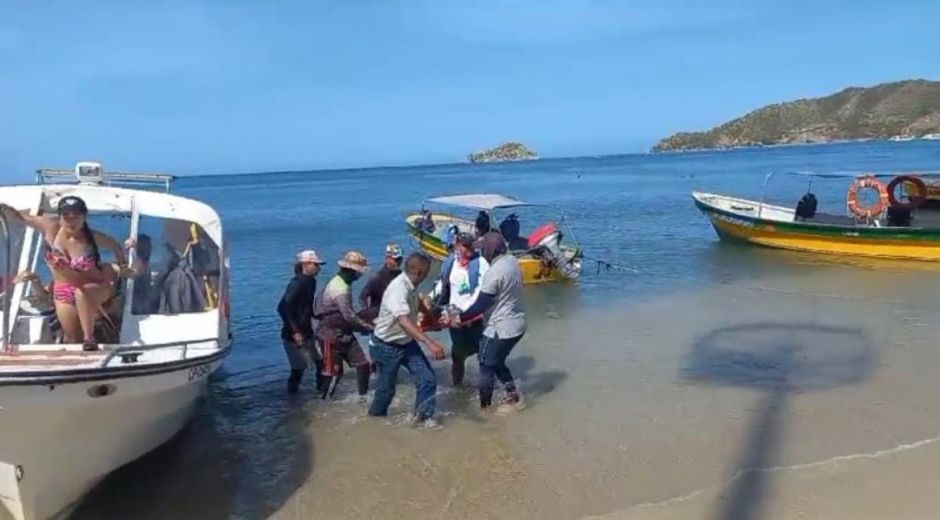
[35,162,175,193]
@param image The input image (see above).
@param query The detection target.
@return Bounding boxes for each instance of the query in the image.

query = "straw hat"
[338,250,368,273]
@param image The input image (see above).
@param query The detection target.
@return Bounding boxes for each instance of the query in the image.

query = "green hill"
[653,79,940,152]
[468,142,538,163]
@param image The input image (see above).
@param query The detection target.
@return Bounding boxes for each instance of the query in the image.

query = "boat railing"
[36,167,176,193]
[1,211,11,353]
[98,337,221,368]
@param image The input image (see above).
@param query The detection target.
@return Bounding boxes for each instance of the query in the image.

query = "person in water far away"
[442,231,527,415]
[277,249,325,394]
[368,252,446,425]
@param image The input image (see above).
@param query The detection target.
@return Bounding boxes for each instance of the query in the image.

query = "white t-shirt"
[431,256,490,311]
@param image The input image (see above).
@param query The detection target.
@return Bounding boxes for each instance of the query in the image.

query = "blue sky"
[1,1,938,179]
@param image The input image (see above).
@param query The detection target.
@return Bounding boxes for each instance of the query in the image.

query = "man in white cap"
[358,243,404,323]
[315,251,374,399]
[277,249,325,394]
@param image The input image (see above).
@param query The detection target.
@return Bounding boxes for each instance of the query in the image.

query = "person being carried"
[368,253,446,425]
[358,243,403,324]
[1,196,132,350]
[315,251,374,399]
[442,231,526,415]
[429,232,489,386]
[277,249,325,394]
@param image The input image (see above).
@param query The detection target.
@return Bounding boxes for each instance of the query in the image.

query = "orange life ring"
[886,175,927,209]
[846,175,889,219]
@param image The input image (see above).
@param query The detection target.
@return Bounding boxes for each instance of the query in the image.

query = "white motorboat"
[0,163,232,520]
[922,133,940,140]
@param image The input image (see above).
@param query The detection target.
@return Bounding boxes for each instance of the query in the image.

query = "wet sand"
[264,266,940,520]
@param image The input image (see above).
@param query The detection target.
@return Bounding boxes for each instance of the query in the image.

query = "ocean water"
[61,140,940,519]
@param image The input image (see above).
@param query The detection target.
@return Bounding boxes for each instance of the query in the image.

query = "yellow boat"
[693,171,940,261]
[406,193,583,284]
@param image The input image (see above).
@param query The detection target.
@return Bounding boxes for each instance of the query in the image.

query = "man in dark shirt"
[358,243,403,323]
[277,249,325,394]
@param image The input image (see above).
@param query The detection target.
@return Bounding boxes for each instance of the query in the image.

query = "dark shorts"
[449,320,484,361]
[318,330,369,376]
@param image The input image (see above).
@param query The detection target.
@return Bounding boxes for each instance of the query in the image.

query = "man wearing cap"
[442,232,526,415]
[358,243,403,323]
[429,232,489,386]
[368,253,447,424]
[277,249,325,394]
[315,251,374,398]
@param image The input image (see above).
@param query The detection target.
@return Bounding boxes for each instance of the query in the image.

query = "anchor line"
[581,255,640,275]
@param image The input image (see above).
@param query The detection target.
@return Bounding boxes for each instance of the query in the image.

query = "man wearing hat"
[358,243,404,323]
[277,249,325,394]
[315,251,374,398]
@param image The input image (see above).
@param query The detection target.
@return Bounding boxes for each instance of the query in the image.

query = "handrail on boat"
[1,211,11,353]
[98,337,221,368]
[35,167,176,193]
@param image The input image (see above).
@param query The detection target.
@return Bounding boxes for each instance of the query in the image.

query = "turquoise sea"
[69,140,940,520]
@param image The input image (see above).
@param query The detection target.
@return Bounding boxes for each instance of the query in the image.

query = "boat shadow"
[70,374,315,520]
[682,321,876,520]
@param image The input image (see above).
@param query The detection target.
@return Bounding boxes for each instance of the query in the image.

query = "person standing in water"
[316,251,374,398]
[368,253,446,424]
[358,243,403,323]
[443,232,526,415]
[1,196,129,350]
[277,249,325,394]
[429,232,489,386]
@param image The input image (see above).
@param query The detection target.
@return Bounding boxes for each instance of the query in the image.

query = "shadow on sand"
[683,322,876,520]
[71,372,315,520]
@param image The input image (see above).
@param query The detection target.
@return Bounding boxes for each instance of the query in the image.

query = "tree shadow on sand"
[682,322,876,520]
[71,371,315,520]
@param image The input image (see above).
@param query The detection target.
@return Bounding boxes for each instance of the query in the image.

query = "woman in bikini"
[0,196,132,350]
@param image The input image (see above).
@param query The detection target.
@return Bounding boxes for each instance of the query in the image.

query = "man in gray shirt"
[443,231,526,415]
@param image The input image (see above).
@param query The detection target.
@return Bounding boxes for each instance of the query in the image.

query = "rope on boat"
[582,255,640,275]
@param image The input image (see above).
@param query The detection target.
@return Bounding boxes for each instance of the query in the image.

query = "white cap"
[296,249,325,264]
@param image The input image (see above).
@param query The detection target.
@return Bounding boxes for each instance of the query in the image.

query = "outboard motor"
[527,223,581,279]
[794,193,817,221]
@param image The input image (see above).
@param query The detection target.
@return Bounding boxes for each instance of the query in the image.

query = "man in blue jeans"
[368,253,447,424]
[442,232,527,415]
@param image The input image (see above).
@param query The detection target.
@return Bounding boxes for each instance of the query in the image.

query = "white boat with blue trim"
[0,163,232,520]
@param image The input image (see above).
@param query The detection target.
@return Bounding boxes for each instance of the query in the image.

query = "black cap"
[57,196,88,214]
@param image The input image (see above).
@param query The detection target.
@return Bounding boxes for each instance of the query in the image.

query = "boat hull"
[0,357,225,520]
[406,214,579,284]
[693,193,940,261]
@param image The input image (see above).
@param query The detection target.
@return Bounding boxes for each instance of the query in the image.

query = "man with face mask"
[315,251,374,398]
[430,232,489,386]
[442,232,526,415]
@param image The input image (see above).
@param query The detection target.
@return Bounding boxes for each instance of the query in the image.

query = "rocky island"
[467,142,538,163]
[653,79,940,152]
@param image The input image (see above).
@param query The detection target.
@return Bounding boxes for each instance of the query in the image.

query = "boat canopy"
[0,184,223,247]
[425,193,533,211]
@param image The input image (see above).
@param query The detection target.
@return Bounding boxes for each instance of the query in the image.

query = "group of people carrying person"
[277,229,528,424]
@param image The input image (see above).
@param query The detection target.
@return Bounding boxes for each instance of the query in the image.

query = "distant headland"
[652,79,940,152]
[467,142,538,163]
